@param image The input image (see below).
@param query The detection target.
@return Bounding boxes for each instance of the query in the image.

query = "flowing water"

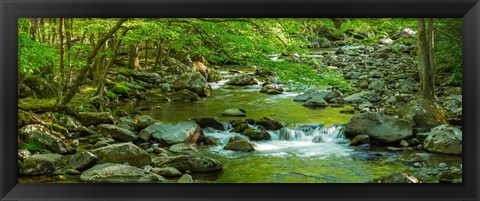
[111,68,461,183]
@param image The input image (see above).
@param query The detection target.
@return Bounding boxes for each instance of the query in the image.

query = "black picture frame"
[1,0,479,200]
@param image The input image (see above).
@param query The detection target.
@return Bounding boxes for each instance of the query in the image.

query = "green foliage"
[434,19,462,78]
[105,90,118,100]
[19,141,45,152]
[255,58,354,93]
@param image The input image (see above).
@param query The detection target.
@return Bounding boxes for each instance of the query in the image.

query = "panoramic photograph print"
[17,18,462,183]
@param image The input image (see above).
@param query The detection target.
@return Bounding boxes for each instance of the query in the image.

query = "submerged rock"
[224,136,255,152]
[345,112,413,143]
[80,163,166,183]
[221,108,247,117]
[156,155,223,172]
[423,125,462,155]
[92,143,151,167]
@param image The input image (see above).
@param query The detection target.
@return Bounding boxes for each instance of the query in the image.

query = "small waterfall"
[278,128,307,141]
[311,125,347,143]
[223,122,233,131]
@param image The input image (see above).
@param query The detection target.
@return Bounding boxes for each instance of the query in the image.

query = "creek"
[109,66,460,183]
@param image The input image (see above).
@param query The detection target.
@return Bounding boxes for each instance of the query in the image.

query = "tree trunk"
[61,18,128,106]
[128,43,141,69]
[145,40,148,68]
[56,18,65,106]
[417,18,435,101]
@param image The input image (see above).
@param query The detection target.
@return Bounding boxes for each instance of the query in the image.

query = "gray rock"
[20,153,68,175]
[193,117,225,130]
[224,136,255,152]
[399,139,410,147]
[151,167,182,177]
[97,124,138,142]
[69,151,97,170]
[75,112,115,126]
[132,71,161,84]
[20,155,56,176]
[18,149,32,161]
[350,135,370,146]
[177,174,194,183]
[156,155,223,172]
[256,117,284,131]
[141,122,204,145]
[221,108,247,117]
[400,99,448,132]
[167,89,202,102]
[345,112,413,143]
[93,143,151,167]
[117,116,137,132]
[241,128,271,141]
[171,72,212,97]
[423,125,462,155]
[80,163,166,183]
[312,135,325,143]
[226,74,259,86]
[26,129,69,154]
[136,115,154,130]
[369,80,385,91]
[169,143,199,154]
[371,173,419,183]
[303,97,328,108]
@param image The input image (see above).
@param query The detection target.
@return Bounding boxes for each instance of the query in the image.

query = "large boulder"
[226,74,259,86]
[80,163,166,183]
[20,125,70,154]
[256,117,284,131]
[131,71,161,84]
[24,77,58,98]
[139,122,204,145]
[155,155,223,172]
[224,136,255,152]
[75,112,115,126]
[151,167,182,177]
[69,151,98,170]
[97,124,138,142]
[345,112,413,143]
[171,72,212,97]
[20,154,64,175]
[400,99,448,132]
[423,125,462,155]
[92,143,151,167]
[193,117,225,130]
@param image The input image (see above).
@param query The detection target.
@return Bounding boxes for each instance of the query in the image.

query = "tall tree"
[417,18,435,101]
[55,18,65,106]
[61,18,128,106]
